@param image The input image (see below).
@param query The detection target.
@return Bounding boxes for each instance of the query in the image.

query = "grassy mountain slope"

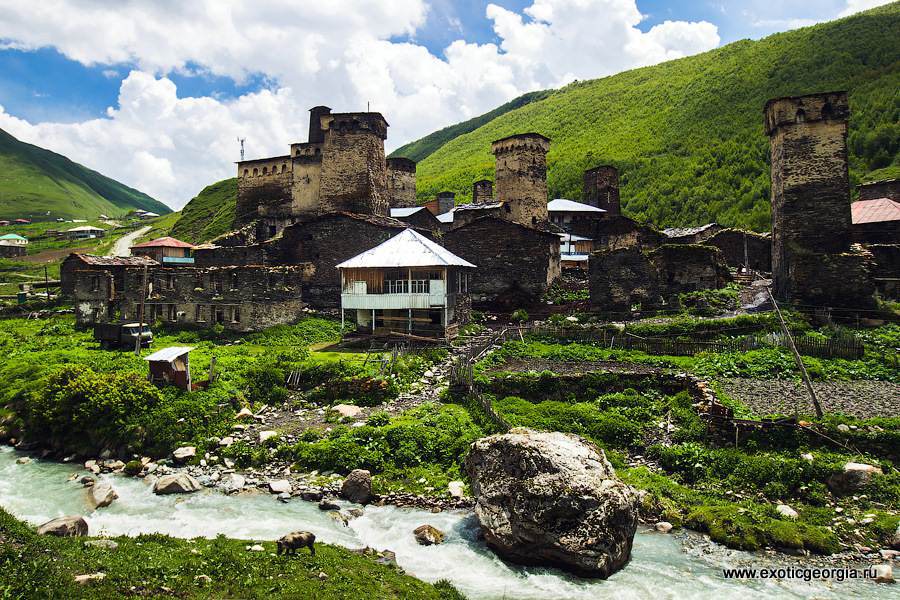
[390,90,553,162]
[411,4,900,231]
[0,128,170,220]
[171,178,237,243]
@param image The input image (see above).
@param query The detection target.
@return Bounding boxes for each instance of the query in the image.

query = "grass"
[0,127,169,221]
[171,178,238,244]
[0,508,463,600]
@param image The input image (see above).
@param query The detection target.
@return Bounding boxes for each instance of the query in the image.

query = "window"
[252,168,258,176]
[262,167,268,175]
[411,279,429,294]
[386,279,408,294]
[232,306,241,323]
[90,275,100,292]
[195,305,206,322]
[167,304,177,322]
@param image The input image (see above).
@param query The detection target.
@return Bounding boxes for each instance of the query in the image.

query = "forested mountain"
[0,128,170,220]
[400,3,900,231]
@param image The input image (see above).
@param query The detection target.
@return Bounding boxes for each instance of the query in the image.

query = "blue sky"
[0,0,888,208]
[0,0,873,125]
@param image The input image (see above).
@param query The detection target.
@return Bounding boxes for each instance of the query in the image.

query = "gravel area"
[721,378,900,419]
[487,358,663,375]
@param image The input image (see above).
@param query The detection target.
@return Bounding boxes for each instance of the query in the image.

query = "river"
[0,447,895,599]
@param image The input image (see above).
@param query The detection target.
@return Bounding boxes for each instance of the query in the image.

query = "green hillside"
[171,178,237,243]
[391,90,553,163]
[0,127,170,220]
[410,3,900,231]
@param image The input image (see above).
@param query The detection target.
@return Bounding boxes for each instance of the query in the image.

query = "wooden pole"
[767,287,823,418]
[43,265,50,301]
[135,265,149,356]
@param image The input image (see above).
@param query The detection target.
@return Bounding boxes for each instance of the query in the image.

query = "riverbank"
[2,447,898,599]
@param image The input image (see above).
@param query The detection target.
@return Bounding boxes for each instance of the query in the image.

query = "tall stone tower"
[386,157,417,208]
[473,179,493,204]
[492,133,550,227]
[583,166,620,216]
[764,91,874,307]
[318,112,390,217]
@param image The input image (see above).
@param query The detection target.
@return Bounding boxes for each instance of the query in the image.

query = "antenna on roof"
[237,137,246,161]
[367,101,370,112]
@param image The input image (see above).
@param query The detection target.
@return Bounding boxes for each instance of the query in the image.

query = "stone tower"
[386,157,417,208]
[492,133,550,227]
[318,112,390,217]
[307,106,331,144]
[473,179,493,204]
[764,91,874,307]
[583,166,620,216]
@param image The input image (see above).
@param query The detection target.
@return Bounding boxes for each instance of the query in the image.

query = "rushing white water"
[1,447,896,599]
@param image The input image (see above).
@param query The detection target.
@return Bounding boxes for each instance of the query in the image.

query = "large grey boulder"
[37,515,88,537]
[827,462,883,495]
[153,473,202,495]
[172,446,196,464]
[341,469,374,505]
[465,428,639,578]
[88,481,118,510]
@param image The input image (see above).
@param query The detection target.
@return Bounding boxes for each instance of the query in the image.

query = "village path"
[108,225,151,257]
[240,327,504,444]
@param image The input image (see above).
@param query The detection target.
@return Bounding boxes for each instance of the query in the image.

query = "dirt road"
[108,225,151,257]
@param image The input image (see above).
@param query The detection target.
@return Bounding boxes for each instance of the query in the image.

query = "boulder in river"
[172,446,196,464]
[153,473,202,495]
[318,498,341,511]
[465,428,639,578]
[268,479,291,494]
[221,473,246,494]
[413,524,445,546]
[37,515,88,537]
[88,481,118,509]
[341,469,373,504]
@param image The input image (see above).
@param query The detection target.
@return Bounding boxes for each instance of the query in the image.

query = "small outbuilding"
[144,346,194,390]
[337,228,475,340]
[131,236,195,265]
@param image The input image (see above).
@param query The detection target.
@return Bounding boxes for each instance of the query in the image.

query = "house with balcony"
[337,228,475,340]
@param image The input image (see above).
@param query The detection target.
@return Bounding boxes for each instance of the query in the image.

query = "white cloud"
[0,0,720,209]
[838,0,892,17]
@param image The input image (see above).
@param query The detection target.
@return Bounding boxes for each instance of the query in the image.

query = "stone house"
[390,206,442,233]
[850,198,900,244]
[703,228,772,272]
[547,198,606,238]
[60,254,158,298]
[337,229,474,340]
[443,216,561,307]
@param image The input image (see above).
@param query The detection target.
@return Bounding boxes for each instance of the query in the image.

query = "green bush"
[510,309,529,323]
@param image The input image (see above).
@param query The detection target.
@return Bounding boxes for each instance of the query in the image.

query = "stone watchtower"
[764,91,875,307]
[583,166,620,216]
[492,133,551,227]
[318,112,390,217]
[386,157,417,208]
[473,179,493,204]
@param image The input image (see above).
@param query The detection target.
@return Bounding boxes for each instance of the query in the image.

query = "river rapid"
[0,447,895,599]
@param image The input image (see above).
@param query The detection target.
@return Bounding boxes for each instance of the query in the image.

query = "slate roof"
[68,254,158,266]
[662,223,719,238]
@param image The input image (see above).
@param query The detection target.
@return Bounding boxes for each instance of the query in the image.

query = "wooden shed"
[144,346,194,390]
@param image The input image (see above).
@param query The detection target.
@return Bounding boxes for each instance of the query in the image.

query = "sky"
[0,0,892,209]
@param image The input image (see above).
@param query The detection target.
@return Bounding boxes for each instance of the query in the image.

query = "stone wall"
[276,212,409,307]
[235,156,293,228]
[492,133,550,227]
[386,157,417,208]
[589,244,731,312]
[289,144,323,219]
[318,113,390,217]
[443,217,560,306]
[865,243,900,299]
[852,219,899,245]
[765,91,876,308]
[583,166,620,216]
[396,209,441,233]
[859,179,899,201]
[473,179,493,204]
[705,228,772,272]
[593,216,664,252]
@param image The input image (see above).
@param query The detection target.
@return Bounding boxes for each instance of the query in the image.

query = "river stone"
[318,498,340,511]
[341,469,373,504]
[448,481,465,499]
[221,473,246,494]
[655,521,674,533]
[85,539,119,550]
[827,462,883,495]
[332,404,363,419]
[172,446,196,464]
[465,428,639,579]
[88,481,118,509]
[413,524,445,546]
[268,479,291,494]
[153,473,202,495]
[301,490,324,502]
[37,515,88,537]
[16,456,31,465]
[775,504,799,520]
[873,564,894,584]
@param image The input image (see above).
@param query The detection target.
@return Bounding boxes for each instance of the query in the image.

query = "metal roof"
[436,210,455,223]
[558,233,592,241]
[0,233,27,240]
[66,225,106,232]
[144,346,194,362]
[390,207,427,218]
[547,198,606,213]
[132,236,194,249]
[337,228,475,269]
[851,198,900,224]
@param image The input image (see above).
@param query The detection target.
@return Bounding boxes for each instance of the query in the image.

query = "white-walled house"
[337,228,475,340]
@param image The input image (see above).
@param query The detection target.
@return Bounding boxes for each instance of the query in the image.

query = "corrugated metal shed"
[336,228,475,269]
[144,346,194,363]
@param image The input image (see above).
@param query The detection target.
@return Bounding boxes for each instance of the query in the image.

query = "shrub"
[510,309,529,323]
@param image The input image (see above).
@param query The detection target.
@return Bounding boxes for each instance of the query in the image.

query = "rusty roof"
[131,236,194,249]
[68,253,159,266]
[851,198,900,224]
